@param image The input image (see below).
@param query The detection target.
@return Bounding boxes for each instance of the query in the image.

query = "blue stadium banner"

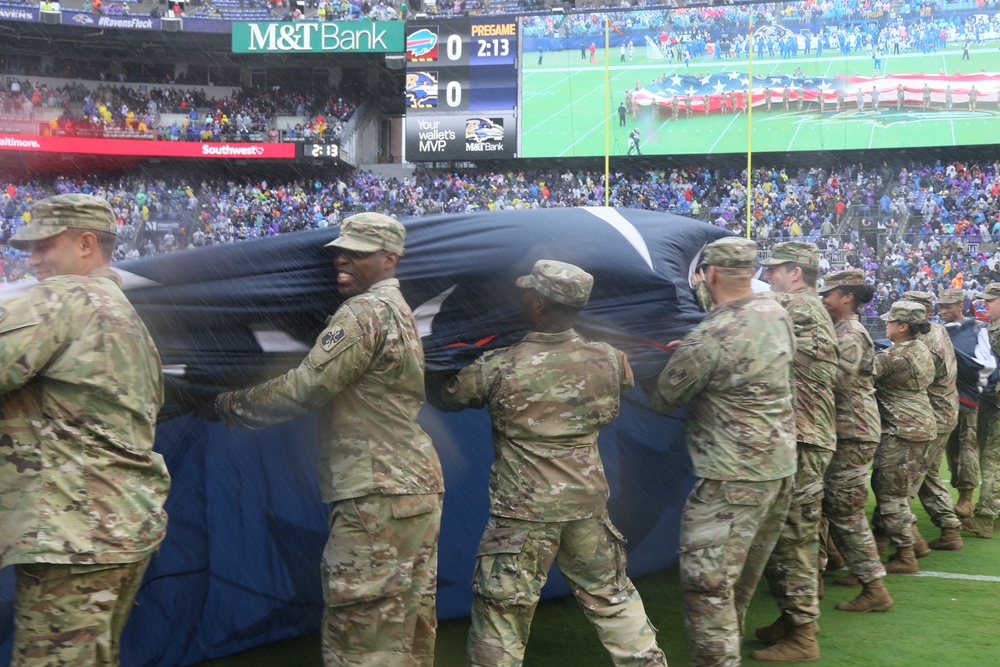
[232,21,404,53]
[0,5,36,22]
[60,10,160,29]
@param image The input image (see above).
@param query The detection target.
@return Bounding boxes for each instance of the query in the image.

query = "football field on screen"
[521,42,1000,158]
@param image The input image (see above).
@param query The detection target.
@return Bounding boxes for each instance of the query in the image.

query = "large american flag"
[630,72,1000,113]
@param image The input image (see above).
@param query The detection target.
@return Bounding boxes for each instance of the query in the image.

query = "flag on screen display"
[631,71,1000,113]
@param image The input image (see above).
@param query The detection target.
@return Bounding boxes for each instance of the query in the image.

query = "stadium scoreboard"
[404,18,519,161]
[300,143,341,160]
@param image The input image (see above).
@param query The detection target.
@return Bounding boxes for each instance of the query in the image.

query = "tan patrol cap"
[10,193,117,249]
[881,300,929,325]
[700,236,757,269]
[937,288,965,305]
[325,212,405,256]
[901,290,934,309]
[976,283,1000,301]
[759,241,820,268]
[516,259,593,308]
[817,268,866,294]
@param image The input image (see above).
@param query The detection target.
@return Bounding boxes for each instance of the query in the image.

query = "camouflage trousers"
[946,405,980,491]
[13,556,150,667]
[680,475,793,667]
[976,399,1000,519]
[468,513,665,667]
[321,492,443,667]
[872,434,924,547]
[819,439,885,584]
[763,444,832,626]
[914,429,962,529]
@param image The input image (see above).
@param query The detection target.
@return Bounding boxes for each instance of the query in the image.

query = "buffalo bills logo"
[406,28,439,62]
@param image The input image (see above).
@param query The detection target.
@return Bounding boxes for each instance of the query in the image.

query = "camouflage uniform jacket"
[921,322,959,435]
[447,328,631,522]
[769,287,839,451]
[0,267,169,567]
[651,292,798,482]
[985,320,1000,407]
[832,314,881,443]
[874,339,936,442]
[218,278,444,502]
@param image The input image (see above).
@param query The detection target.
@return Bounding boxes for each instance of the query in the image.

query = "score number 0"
[443,34,463,108]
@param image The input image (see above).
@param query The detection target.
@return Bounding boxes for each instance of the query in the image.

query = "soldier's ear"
[382,251,400,271]
[704,265,718,287]
[77,231,99,258]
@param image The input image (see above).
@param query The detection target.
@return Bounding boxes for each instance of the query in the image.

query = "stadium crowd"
[4,157,1000,320]
[2,76,360,142]
[523,0,999,45]
[1,0,997,24]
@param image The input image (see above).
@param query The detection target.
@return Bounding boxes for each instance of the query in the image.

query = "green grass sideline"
[194,480,1000,666]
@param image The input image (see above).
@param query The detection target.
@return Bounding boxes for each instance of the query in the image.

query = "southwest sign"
[0,135,296,159]
[232,21,404,53]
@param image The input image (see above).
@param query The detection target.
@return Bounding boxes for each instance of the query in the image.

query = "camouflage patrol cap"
[9,193,117,249]
[817,268,865,294]
[325,212,405,256]
[700,236,757,269]
[976,283,1000,301]
[937,288,965,305]
[759,241,820,268]
[881,300,929,325]
[516,259,593,308]
[901,290,934,309]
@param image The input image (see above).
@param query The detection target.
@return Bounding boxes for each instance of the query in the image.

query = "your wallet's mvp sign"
[232,21,404,53]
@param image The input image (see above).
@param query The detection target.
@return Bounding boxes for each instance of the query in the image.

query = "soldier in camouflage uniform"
[207,213,445,667]
[872,301,937,572]
[753,241,838,663]
[966,282,1000,538]
[926,288,993,547]
[900,291,964,552]
[651,237,797,667]
[817,270,893,612]
[444,260,666,667]
[0,194,171,666]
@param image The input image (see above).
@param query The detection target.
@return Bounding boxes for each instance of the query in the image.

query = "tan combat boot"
[835,577,894,613]
[911,523,931,558]
[750,621,819,663]
[884,546,919,574]
[928,526,964,550]
[960,516,994,538]
[754,615,789,644]
[832,573,862,587]
[954,489,975,518]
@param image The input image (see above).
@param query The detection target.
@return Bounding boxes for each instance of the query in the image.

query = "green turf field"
[521,41,1000,158]
[194,477,1000,666]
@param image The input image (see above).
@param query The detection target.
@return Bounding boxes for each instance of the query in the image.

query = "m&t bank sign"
[232,22,404,53]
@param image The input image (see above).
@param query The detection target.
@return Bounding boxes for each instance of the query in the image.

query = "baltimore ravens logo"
[465,117,504,143]
[72,13,95,24]
[405,72,438,109]
[753,24,794,41]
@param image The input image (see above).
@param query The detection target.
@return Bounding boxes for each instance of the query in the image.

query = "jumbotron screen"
[518,4,1000,158]
[403,18,519,161]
